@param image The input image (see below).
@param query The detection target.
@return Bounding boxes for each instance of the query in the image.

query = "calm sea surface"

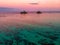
[0,13,60,45]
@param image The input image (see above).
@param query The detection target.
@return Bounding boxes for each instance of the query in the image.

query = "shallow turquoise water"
[0,13,60,45]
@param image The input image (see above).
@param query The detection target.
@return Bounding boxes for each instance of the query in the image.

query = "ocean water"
[0,13,60,45]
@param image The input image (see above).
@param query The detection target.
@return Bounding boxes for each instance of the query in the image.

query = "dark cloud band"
[29,3,39,5]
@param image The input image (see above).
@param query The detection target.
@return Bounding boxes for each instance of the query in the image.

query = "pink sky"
[0,0,60,11]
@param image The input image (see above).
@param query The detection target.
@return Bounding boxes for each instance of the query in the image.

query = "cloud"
[29,3,39,5]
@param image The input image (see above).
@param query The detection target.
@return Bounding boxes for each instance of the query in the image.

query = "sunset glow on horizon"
[0,0,60,11]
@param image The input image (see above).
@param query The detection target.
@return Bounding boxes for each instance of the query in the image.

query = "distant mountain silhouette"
[0,7,60,13]
[0,7,20,12]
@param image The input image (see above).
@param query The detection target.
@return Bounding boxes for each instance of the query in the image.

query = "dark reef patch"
[0,24,60,45]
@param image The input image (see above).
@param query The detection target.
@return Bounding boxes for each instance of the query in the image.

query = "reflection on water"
[0,13,60,26]
[0,13,60,45]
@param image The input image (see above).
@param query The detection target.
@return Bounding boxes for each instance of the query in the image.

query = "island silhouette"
[20,11,42,14]
[20,11,27,14]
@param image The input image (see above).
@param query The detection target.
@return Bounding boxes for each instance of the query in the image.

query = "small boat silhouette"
[36,11,42,14]
[20,11,27,14]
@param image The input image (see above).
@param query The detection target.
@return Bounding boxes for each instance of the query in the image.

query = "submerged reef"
[0,24,60,45]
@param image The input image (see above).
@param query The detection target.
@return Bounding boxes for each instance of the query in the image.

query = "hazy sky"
[0,0,60,11]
